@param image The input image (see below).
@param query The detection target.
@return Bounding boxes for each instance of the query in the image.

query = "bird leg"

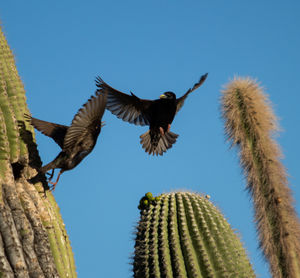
[49,170,63,191]
[46,169,55,182]
[159,124,171,135]
[159,127,165,136]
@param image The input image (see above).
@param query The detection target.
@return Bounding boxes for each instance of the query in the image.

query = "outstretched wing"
[176,73,208,113]
[95,76,152,126]
[24,114,67,148]
[63,93,106,152]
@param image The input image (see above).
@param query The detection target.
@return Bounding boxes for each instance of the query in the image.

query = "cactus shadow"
[18,120,49,192]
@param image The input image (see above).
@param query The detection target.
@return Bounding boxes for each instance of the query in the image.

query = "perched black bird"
[95,73,208,155]
[25,93,106,190]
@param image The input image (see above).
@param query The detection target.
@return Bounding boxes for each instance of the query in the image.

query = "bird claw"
[50,186,56,191]
[47,170,62,192]
[46,169,55,182]
[48,181,58,192]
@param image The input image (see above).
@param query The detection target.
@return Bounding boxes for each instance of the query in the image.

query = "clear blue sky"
[1,1,300,277]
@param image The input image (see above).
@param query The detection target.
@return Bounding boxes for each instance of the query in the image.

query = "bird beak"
[160,94,167,99]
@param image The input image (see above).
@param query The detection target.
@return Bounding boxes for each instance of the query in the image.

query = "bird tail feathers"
[140,130,179,156]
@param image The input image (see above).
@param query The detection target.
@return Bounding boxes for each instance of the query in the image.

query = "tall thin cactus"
[0,26,76,277]
[221,77,300,278]
[133,191,255,278]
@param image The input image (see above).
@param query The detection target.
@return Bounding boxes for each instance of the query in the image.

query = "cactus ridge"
[0,28,33,167]
[134,192,255,278]
[157,195,173,277]
[0,80,20,162]
[0,109,10,161]
[168,193,188,277]
[184,194,222,276]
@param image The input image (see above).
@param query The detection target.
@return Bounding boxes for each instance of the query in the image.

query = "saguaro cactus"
[0,26,76,277]
[221,77,300,278]
[133,192,255,278]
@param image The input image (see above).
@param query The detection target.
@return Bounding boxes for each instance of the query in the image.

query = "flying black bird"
[25,93,106,190]
[95,73,208,155]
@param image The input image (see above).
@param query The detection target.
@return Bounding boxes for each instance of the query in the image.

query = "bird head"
[159,91,176,100]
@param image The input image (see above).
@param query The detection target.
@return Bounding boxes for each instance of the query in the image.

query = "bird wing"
[175,73,208,114]
[63,93,106,152]
[95,76,152,126]
[24,114,68,149]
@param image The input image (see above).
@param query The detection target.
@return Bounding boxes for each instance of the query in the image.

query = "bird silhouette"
[25,93,106,190]
[95,73,208,155]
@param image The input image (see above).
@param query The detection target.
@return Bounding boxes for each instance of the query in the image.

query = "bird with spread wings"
[96,73,208,156]
[25,93,107,190]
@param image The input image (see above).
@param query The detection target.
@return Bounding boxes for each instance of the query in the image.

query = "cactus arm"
[221,77,300,277]
[0,25,77,277]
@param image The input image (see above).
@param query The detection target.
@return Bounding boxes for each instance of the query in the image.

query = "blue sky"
[1,1,300,277]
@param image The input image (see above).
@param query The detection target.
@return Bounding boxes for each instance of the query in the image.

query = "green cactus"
[0,35,30,162]
[134,191,255,278]
[0,26,76,277]
[221,77,300,278]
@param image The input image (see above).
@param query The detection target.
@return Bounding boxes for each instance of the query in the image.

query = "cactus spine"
[134,192,255,278]
[221,77,300,278]
[0,26,76,277]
